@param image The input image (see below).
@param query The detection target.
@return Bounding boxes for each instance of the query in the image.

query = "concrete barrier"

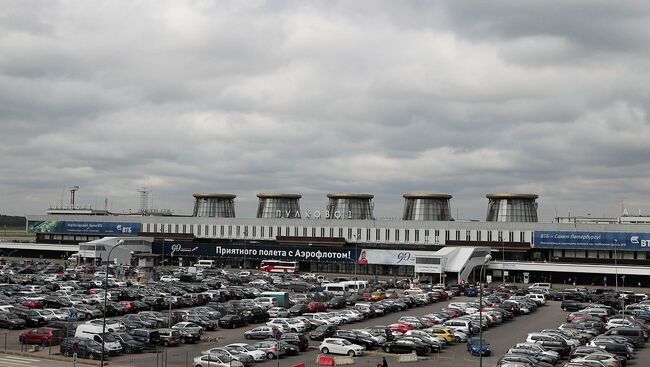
[333,356,355,365]
[315,354,356,366]
[397,352,418,363]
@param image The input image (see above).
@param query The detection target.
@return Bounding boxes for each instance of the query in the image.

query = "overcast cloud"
[2,0,650,221]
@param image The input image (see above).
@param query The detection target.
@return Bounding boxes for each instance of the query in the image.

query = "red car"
[120,301,137,313]
[22,300,44,309]
[440,308,462,318]
[19,327,64,346]
[388,322,413,334]
[307,302,327,313]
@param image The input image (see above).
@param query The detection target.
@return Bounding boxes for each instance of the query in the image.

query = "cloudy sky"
[2,0,650,221]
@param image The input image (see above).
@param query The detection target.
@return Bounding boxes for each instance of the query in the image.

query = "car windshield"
[341,340,352,345]
[119,333,133,341]
[315,325,329,331]
[103,334,117,342]
[471,338,488,344]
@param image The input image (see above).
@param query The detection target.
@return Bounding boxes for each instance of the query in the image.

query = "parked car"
[60,337,108,360]
[310,325,338,341]
[219,315,247,329]
[319,338,365,356]
[19,327,64,346]
[467,337,491,356]
[194,354,244,367]
[383,339,430,355]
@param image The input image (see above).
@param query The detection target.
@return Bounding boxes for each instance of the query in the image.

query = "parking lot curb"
[1,350,105,366]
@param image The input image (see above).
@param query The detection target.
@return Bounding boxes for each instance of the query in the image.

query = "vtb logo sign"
[630,236,650,247]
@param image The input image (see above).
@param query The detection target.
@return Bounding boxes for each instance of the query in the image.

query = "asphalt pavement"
[6,297,650,367]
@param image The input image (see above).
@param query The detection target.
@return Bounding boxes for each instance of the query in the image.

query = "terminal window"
[416,257,441,264]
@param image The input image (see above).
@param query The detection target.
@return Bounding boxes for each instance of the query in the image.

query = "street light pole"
[101,239,124,367]
[352,234,358,281]
[614,239,619,292]
[479,253,492,367]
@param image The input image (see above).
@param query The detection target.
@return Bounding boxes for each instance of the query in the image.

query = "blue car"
[466,337,490,356]
[464,288,478,297]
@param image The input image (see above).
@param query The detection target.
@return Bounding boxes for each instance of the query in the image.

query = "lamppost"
[101,239,124,367]
[350,234,359,281]
[479,253,492,367]
[614,239,619,292]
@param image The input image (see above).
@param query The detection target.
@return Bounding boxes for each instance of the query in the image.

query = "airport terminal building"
[22,191,650,286]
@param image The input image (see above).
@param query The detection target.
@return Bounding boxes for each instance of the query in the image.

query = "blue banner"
[153,241,358,263]
[534,231,650,251]
[28,220,141,235]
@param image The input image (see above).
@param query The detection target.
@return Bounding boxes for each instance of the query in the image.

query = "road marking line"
[0,354,40,362]
[0,358,33,366]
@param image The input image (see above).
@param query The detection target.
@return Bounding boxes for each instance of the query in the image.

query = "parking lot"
[0,296,633,367]
[2,266,650,367]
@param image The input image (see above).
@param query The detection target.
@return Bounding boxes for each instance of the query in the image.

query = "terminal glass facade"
[402,199,452,221]
[486,198,538,222]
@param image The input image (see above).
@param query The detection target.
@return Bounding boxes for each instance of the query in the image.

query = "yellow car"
[426,327,456,343]
[371,291,386,301]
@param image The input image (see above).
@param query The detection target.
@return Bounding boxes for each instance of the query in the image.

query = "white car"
[194,354,244,367]
[319,338,365,356]
[606,319,635,330]
[267,307,290,318]
[266,318,307,332]
[226,343,267,361]
[249,279,268,286]
[34,309,58,322]
[160,275,180,282]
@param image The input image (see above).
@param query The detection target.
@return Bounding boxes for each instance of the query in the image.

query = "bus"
[259,260,299,273]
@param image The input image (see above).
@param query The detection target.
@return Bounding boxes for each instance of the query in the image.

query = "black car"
[280,333,309,351]
[114,332,144,354]
[239,307,269,323]
[278,341,300,355]
[60,337,109,360]
[383,339,430,355]
[218,314,247,329]
[289,304,308,316]
[346,294,363,305]
[129,328,161,348]
[309,325,338,341]
[12,308,46,327]
[327,297,347,309]
[0,313,26,329]
[334,330,377,350]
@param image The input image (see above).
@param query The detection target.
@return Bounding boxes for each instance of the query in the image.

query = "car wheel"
[245,334,251,339]
[267,352,275,360]
[88,353,96,360]
[291,328,297,332]
[321,348,329,354]
[455,336,461,343]
[180,337,186,345]
[385,347,391,353]
[8,325,14,330]
[86,314,92,320]
[347,350,355,357]
[162,340,169,347]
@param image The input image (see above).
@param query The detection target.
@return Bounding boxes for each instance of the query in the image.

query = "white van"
[75,324,123,354]
[443,319,474,335]
[528,283,551,290]
[194,260,216,268]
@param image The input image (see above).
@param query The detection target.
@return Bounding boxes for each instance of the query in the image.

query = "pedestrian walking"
[382,356,388,367]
